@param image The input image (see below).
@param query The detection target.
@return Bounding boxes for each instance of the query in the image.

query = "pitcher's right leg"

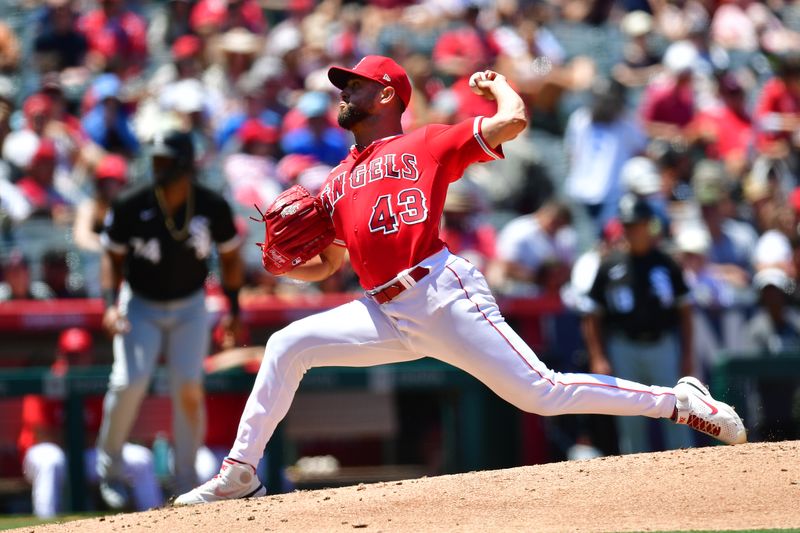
[174,298,421,505]
[407,255,744,445]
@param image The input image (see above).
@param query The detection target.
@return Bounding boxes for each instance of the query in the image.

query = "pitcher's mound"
[38,441,800,532]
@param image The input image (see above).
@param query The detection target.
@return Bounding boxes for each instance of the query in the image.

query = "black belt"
[367,266,430,304]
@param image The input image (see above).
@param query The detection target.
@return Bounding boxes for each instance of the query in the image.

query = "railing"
[710,351,800,421]
[0,360,493,511]
[0,293,565,331]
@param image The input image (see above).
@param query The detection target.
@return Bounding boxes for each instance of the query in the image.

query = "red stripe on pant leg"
[445,265,540,375]
[444,265,675,399]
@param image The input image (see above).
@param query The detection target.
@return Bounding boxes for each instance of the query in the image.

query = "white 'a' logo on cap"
[383,73,391,82]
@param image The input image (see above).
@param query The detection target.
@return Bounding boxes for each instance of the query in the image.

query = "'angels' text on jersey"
[321,153,419,212]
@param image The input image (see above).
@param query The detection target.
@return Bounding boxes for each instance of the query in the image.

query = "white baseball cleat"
[173,458,266,506]
[673,376,747,445]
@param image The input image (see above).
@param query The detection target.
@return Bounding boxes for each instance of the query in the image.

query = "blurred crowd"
[0,0,798,433]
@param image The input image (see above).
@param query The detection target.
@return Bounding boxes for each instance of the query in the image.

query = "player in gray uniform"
[98,130,244,505]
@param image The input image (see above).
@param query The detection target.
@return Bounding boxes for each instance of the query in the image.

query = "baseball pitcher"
[175,56,746,505]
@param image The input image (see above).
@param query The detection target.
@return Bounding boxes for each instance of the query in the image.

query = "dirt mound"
[37,441,800,532]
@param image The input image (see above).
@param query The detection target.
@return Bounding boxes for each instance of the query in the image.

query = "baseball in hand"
[469,70,496,100]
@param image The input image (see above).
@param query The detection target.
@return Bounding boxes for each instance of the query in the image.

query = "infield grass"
[0,512,111,530]
[639,529,800,533]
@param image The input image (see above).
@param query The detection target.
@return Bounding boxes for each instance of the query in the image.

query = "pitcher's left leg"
[174,298,421,506]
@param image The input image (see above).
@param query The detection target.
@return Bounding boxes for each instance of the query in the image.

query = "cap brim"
[328,66,381,90]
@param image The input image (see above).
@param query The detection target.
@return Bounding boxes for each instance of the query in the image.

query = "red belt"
[367,266,430,304]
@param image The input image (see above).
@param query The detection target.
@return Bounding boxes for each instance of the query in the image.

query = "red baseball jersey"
[319,116,503,289]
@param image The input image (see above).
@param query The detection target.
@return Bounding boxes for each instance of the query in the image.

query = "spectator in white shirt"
[564,78,647,229]
[489,200,577,295]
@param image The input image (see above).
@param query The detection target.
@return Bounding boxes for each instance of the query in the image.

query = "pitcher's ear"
[379,86,396,105]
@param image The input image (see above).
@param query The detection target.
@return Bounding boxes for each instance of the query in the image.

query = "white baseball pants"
[229,248,677,467]
[23,442,163,518]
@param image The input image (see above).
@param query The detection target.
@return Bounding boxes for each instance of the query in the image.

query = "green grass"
[632,530,800,533]
[0,512,111,531]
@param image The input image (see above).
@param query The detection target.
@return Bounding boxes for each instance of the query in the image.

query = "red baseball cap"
[58,327,93,355]
[95,154,128,182]
[328,55,411,109]
[172,35,203,60]
[23,94,53,119]
[238,119,279,145]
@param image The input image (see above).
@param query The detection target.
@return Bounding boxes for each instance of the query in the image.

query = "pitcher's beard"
[337,104,369,130]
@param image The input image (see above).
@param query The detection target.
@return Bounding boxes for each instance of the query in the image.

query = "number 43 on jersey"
[369,188,428,234]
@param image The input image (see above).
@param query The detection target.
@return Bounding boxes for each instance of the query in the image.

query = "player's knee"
[267,324,301,353]
[179,382,204,419]
[265,323,313,368]
[507,383,560,416]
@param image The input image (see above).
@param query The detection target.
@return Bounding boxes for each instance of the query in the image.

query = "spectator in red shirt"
[688,71,754,175]
[19,328,163,517]
[432,3,499,81]
[23,93,55,139]
[433,5,502,122]
[16,139,72,221]
[1,94,55,178]
[640,41,697,141]
[190,0,265,37]
[753,53,800,158]
[77,0,148,78]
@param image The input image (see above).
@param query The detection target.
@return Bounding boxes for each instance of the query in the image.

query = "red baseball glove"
[252,185,336,275]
